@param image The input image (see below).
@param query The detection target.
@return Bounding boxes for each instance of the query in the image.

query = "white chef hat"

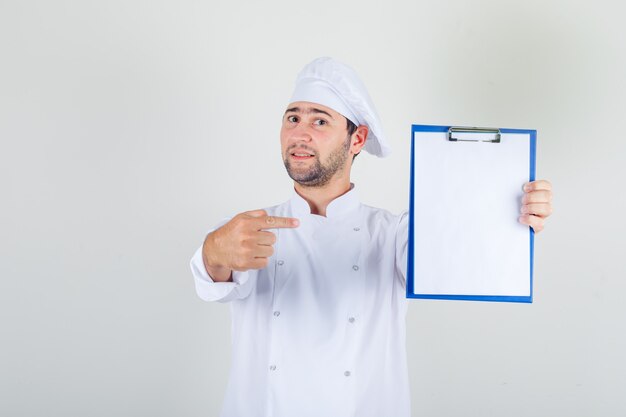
[289,57,391,158]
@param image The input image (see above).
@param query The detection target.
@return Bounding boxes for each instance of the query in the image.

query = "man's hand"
[519,180,553,233]
[202,210,300,282]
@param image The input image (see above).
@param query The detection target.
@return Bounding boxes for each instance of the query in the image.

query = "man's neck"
[293,177,352,217]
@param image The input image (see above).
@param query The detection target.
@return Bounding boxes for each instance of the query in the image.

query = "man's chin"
[286,170,321,187]
[288,172,317,184]
[284,159,330,187]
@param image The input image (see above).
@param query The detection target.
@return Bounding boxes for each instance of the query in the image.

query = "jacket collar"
[290,183,360,219]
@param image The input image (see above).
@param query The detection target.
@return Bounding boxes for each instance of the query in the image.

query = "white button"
[277,260,284,266]
[273,311,280,317]
[353,227,360,231]
[348,317,355,323]
[344,371,351,377]
[269,365,277,371]
[352,265,359,271]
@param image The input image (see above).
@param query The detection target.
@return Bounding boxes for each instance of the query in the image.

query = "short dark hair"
[346,118,359,161]
[347,118,358,136]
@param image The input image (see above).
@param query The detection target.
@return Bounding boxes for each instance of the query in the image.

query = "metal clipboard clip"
[448,126,501,143]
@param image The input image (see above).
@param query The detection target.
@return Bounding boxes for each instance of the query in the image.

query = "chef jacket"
[190,184,410,417]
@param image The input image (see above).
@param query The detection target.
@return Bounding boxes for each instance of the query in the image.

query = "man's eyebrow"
[284,107,335,120]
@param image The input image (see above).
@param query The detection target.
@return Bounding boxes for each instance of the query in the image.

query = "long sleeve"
[394,210,409,287]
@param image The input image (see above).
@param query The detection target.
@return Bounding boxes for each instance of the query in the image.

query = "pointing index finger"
[257,215,300,230]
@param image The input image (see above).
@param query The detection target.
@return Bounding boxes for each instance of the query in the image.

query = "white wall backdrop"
[1,0,625,416]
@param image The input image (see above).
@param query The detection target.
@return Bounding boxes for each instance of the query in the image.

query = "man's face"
[280,101,352,188]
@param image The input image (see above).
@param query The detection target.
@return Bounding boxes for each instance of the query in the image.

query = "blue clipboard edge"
[406,124,537,303]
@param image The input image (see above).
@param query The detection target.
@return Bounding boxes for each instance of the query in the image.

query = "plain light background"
[1,0,625,416]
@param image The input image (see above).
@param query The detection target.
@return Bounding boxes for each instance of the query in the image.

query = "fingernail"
[292,219,300,226]
[523,182,531,192]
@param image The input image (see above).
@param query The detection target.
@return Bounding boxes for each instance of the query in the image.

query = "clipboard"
[406,124,536,303]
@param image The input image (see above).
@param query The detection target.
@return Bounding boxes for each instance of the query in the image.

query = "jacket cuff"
[190,245,252,303]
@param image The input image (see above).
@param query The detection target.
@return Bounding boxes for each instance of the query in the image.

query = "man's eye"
[314,119,327,126]
[287,115,298,123]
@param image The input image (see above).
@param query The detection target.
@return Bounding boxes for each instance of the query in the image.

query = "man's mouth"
[290,150,315,160]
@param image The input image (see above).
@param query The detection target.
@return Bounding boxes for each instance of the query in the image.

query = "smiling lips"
[289,149,315,160]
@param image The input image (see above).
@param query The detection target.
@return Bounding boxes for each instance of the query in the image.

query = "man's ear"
[351,125,368,155]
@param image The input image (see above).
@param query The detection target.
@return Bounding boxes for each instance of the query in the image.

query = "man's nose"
[290,123,313,142]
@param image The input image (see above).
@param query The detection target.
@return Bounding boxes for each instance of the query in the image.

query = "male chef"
[190,57,553,417]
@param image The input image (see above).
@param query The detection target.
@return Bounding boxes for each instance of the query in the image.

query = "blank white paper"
[411,131,531,297]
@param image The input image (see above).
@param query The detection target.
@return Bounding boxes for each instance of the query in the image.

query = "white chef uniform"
[190,184,411,417]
